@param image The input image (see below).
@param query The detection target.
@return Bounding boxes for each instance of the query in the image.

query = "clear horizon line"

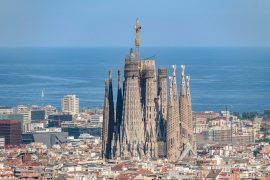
[0,45,270,48]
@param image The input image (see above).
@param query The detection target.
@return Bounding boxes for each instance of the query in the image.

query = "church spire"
[186,75,192,132]
[107,70,115,159]
[179,65,188,141]
[116,69,123,138]
[102,80,109,159]
[167,65,180,162]
[186,75,196,154]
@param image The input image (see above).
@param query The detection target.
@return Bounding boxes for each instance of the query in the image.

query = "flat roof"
[0,107,12,109]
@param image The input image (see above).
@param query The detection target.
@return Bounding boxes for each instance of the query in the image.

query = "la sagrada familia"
[102,19,196,163]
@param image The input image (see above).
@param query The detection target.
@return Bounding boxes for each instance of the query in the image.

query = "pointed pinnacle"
[105,80,108,94]
[118,69,122,88]
[181,65,185,83]
[109,70,112,81]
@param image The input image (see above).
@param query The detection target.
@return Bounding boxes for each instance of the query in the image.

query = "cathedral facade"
[102,19,196,162]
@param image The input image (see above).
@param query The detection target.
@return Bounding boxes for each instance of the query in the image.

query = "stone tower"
[179,65,189,150]
[141,60,158,159]
[121,49,145,158]
[158,68,168,122]
[166,65,181,162]
[186,76,196,154]
[157,68,167,158]
[116,70,123,136]
[102,80,109,159]
[179,65,196,160]
[107,70,115,159]
[114,70,123,158]
[102,18,196,161]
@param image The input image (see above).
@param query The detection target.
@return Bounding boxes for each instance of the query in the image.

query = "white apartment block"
[62,95,79,115]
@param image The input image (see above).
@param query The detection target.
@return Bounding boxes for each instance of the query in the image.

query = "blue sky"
[0,0,270,47]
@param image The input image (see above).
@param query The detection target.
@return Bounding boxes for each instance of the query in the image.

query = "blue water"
[0,47,269,113]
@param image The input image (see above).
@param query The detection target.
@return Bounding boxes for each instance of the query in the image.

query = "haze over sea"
[0,47,269,113]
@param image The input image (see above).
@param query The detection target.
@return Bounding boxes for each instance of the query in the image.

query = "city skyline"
[0,3,269,177]
[0,0,270,47]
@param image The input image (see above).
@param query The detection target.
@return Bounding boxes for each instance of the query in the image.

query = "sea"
[0,47,269,113]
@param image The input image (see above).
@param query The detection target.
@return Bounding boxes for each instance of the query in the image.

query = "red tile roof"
[20,172,40,178]
[0,119,20,124]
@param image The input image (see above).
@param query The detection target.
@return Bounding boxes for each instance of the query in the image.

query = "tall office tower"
[179,65,189,149]
[121,49,145,158]
[141,60,158,159]
[107,70,115,159]
[102,80,109,159]
[14,105,31,132]
[166,65,181,162]
[61,95,79,115]
[0,120,22,145]
[186,76,196,154]
[157,68,168,158]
